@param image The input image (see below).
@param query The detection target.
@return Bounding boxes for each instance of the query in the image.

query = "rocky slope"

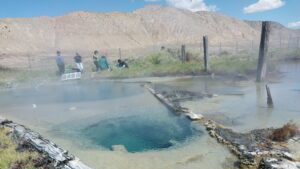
[0,5,299,60]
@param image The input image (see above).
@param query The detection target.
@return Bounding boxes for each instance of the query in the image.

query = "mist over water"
[174,61,300,131]
[0,61,299,169]
[0,79,232,169]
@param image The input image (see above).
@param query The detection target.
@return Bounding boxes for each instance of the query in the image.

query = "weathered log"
[9,124,72,166]
[1,119,92,169]
[145,85,203,120]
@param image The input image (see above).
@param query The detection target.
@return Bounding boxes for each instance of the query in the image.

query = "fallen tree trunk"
[0,118,92,169]
[145,84,203,120]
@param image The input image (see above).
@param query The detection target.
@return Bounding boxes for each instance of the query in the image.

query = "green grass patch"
[92,51,279,78]
[0,50,281,84]
[0,128,39,169]
[0,67,57,87]
[96,52,204,78]
[210,56,257,75]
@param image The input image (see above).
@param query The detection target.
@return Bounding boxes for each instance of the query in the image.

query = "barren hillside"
[0,5,299,60]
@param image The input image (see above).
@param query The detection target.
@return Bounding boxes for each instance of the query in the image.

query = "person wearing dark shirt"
[117,59,129,68]
[55,51,65,75]
[74,52,83,72]
[93,50,100,71]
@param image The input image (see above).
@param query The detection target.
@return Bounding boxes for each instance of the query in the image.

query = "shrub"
[270,122,298,142]
[219,51,229,56]
[149,53,162,65]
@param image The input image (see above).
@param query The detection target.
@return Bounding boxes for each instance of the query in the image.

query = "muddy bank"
[0,118,92,169]
[145,84,300,169]
[205,120,300,169]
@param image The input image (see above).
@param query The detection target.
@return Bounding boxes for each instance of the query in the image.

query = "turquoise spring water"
[0,81,201,153]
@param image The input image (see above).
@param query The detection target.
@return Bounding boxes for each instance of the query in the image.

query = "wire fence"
[1,33,299,71]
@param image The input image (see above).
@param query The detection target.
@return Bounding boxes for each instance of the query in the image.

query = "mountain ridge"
[0,6,299,57]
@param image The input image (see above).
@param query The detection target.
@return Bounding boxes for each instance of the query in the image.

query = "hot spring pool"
[0,81,235,169]
[81,116,196,152]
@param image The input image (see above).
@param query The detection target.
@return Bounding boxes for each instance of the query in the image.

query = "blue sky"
[0,0,299,28]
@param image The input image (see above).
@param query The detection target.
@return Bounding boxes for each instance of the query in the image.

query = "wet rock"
[177,154,204,165]
[258,158,300,169]
[33,156,55,169]
[204,113,241,127]
[151,84,212,103]
[16,140,36,152]
[112,145,128,153]
[186,112,203,120]
[221,156,240,169]
[0,119,13,125]
[234,74,249,81]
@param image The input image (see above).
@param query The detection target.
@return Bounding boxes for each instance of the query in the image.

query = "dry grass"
[270,122,298,142]
[0,127,40,169]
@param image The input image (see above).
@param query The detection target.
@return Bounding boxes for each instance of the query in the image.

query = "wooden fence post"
[181,44,186,63]
[118,48,122,59]
[203,36,209,72]
[256,21,271,82]
[266,85,273,107]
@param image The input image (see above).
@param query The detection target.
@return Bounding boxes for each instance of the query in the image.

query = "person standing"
[74,52,83,72]
[55,51,65,75]
[93,50,100,71]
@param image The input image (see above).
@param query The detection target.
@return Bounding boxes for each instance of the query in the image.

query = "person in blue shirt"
[55,51,65,75]
[98,55,110,70]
